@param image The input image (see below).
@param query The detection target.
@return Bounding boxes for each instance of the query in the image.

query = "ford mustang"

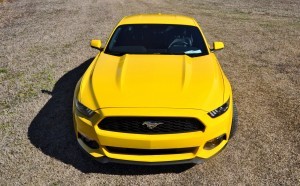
[73,14,237,165]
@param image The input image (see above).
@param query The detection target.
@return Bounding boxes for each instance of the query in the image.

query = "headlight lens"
[75,99,95,117]
[208,98,230,118]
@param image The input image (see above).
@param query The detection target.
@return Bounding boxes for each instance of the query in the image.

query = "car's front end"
[73,99,233,165]
[73,14,236,165]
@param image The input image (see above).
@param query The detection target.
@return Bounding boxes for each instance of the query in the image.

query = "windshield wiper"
[106,51,203,57]
[157,52,202,57]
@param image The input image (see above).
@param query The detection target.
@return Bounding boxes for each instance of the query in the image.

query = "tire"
[229,103,238,139]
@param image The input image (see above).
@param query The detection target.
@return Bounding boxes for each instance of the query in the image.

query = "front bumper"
[73,106,233,164]
[78,139,204,165]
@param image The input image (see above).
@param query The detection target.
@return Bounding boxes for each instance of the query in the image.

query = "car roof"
[118,14,198,26]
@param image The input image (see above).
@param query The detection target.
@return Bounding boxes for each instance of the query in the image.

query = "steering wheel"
[168,38,190,48]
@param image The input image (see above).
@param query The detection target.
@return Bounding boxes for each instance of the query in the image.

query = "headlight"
[208,98,230,118]
[75,99,95,117]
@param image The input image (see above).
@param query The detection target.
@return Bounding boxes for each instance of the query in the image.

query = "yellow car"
[73,14,237,165]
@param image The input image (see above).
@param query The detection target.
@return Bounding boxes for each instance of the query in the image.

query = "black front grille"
[106,146,197,155]
[98,117,205,134]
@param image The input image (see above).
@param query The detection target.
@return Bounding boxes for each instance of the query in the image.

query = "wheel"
[229,103,238,139]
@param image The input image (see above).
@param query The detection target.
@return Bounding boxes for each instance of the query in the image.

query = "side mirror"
[211,42,224,51]
[90,40,102,50]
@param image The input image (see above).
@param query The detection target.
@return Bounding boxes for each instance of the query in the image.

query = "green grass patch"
[0,123,10,131]
[0,68,7,74]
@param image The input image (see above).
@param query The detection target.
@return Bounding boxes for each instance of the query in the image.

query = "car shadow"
[28,57,195,174]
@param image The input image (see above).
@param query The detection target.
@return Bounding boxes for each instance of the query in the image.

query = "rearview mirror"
[211,42,224,51]
[90,40,102,50]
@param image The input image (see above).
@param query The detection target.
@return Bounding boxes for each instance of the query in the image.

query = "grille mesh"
[106,146,197,155]
[98,117,205,134]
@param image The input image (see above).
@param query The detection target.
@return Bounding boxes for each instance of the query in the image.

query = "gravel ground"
[0,0,299,185]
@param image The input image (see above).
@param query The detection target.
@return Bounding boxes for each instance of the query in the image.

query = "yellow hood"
[80,53,224,111]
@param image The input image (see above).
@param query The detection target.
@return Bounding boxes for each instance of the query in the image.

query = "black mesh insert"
[98,117,205,134]
[106,146,197,155]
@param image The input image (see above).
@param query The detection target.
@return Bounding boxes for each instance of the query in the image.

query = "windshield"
[105,24,209,57]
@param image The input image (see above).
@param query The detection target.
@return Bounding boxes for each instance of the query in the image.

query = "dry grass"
[0,0,299,185]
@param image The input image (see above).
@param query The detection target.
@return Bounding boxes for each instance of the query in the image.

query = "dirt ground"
[0,0,299,185]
